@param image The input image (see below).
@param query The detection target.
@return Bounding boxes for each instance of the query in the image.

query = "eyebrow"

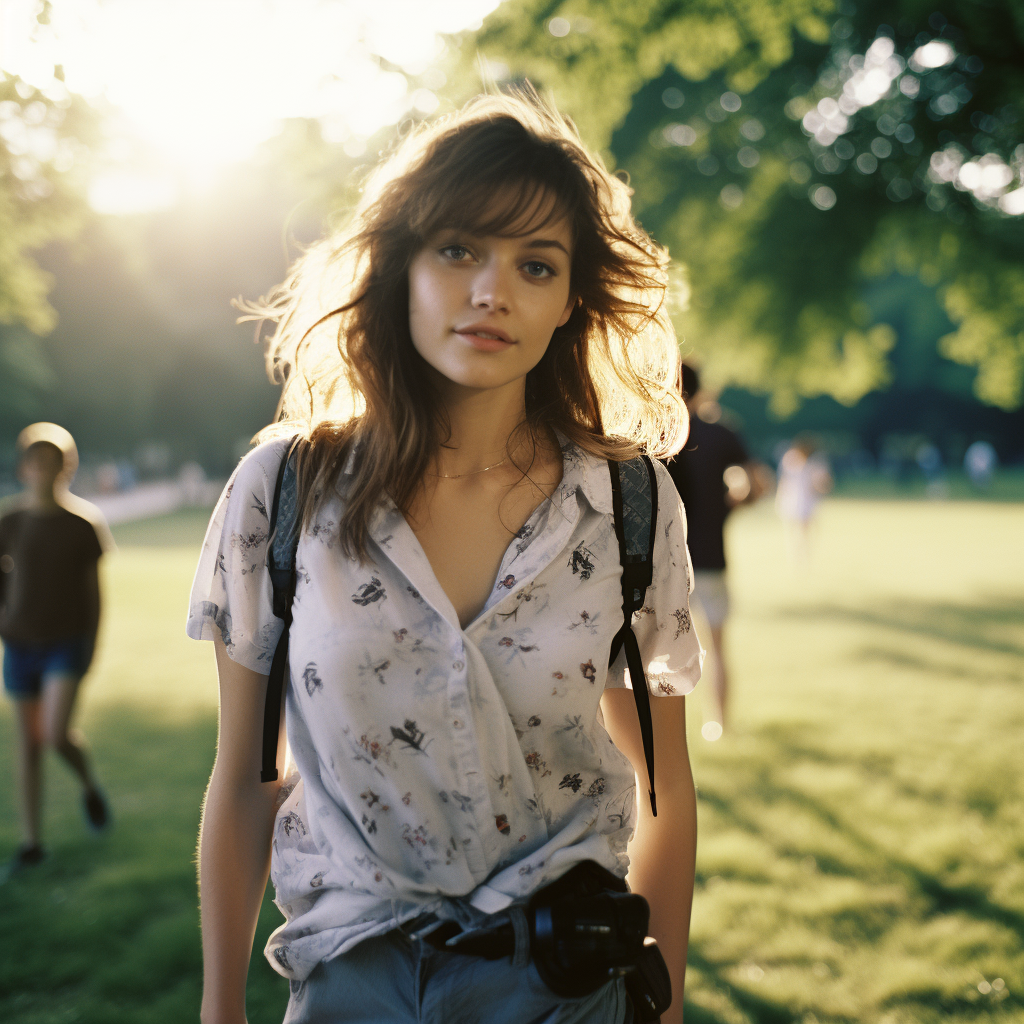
[523,238,571,258]
[434,229,571,258]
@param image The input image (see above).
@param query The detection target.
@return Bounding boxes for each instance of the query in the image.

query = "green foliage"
[0,324,55,424]
[939,265,1024,410]
[473,0,834,149]
[0,68,95,423]
[469,0,1024,411]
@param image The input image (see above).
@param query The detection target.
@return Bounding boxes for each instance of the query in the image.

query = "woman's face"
[407,195,575,399]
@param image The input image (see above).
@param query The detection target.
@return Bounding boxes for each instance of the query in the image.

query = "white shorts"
[692,569,730,628]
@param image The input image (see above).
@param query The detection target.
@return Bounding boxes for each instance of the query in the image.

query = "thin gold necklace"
[429,456,509,480]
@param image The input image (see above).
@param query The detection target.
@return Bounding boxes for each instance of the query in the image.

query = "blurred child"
[1,423,114,878]
[775,435,833,562]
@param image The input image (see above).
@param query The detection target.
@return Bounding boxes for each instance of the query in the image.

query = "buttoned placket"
[366,479,586,881]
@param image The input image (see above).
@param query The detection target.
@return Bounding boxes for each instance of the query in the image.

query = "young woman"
[189,90,702,1024]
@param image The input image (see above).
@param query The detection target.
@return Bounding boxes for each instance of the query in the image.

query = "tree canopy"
[472,0,1024,412]
[0,1,95,426]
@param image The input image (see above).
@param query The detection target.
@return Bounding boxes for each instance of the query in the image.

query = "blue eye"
[440,244,472,261]
[523,260,554,278]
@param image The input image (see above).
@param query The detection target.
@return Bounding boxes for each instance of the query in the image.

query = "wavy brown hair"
[243,88,686,558]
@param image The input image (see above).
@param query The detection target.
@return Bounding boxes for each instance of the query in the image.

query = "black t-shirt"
[664,416,748,571]
[0,507,104,644]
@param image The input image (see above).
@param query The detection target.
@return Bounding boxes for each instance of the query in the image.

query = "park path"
[85,477,226,525]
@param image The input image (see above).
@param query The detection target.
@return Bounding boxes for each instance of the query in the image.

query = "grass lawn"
[0,499,1021,1023]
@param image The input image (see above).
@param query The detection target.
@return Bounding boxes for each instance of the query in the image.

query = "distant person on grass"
[189,90,702,1024]
[0,422,113,879]
[775,435,833,562]
[664,365,766,739]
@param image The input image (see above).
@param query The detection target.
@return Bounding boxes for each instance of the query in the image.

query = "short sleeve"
[607,459,704,697]
[186,437,292,673]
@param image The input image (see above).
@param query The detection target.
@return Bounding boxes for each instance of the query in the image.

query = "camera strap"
[259,446,660,797]
[607,456,659,816]
[259,436,303,782]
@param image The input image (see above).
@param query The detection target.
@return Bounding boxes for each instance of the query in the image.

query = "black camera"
[527,862,672,1021]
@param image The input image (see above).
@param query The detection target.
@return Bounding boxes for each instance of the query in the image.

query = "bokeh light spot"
[855,152,878,174]
[662,87,684,109]
[720,183,743,209]
[910,39,956,70]
[809,184,837,210]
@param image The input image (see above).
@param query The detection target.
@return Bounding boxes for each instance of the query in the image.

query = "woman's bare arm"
[199,635,284,1024]
[600,688,697,1024]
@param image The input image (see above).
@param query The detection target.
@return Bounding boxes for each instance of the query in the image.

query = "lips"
[454,323,515,352]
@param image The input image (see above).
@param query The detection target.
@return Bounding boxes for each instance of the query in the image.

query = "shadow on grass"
[685,946,811,1024]
[772,781,1024,937]
[696,721,1024,945]
[0,705,288,1024]
[852,645,1022,685]
[778,597,1024,659]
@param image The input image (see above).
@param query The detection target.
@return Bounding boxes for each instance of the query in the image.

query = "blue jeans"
[283,929,631,1024]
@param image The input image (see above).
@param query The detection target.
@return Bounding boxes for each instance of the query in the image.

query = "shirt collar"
[556,433,614,516]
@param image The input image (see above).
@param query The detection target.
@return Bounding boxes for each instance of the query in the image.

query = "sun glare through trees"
[0,0,500,213]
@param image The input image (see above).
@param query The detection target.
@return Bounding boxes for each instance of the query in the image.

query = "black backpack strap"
[607,456,659,816]
[261,437,303,783]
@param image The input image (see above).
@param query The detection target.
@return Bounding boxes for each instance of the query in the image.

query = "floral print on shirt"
[187,434,703,982]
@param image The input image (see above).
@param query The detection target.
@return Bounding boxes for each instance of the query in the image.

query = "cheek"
[408,266,448,345]
[533,286,573,339]
[407,271,431,351]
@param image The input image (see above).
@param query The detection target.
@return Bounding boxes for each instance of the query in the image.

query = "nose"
[470,259,511,313]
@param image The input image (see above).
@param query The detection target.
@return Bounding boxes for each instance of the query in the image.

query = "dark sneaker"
[83,787,111,832]
[0,844,46,884]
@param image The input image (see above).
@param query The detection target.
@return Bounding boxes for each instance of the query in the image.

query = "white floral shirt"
[187,436,702,981]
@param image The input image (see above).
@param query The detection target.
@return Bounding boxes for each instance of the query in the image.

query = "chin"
[433,359,524,392]
[447,372,519,393]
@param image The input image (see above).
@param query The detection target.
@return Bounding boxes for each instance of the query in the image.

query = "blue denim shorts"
[283,929,631,1024]
[2,635,94,699]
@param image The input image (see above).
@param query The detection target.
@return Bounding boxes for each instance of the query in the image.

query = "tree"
[470,0,1024,412]
[0,1,95,433]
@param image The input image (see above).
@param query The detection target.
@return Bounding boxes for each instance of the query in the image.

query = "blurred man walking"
[665,366,765,738]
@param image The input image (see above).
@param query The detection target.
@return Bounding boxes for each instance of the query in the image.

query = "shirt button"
[453,719,463,729]
[453,660,464,671]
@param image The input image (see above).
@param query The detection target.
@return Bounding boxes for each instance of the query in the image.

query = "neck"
[432,379,531,477]
[26,484,61,510]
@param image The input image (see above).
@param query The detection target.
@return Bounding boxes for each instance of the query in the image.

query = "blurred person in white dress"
[776,436,832,562]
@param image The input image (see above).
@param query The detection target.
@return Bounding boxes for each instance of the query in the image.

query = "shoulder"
[0,495,29,523]
[211,435,301,536]
[697,418,745,460]
[0,504,23,546]
[228,436,297,498]
[691,417,728,443]
[573,449,677,517]
[647,457,689,547]
[58,494,116,552]
[649,457,680,504]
